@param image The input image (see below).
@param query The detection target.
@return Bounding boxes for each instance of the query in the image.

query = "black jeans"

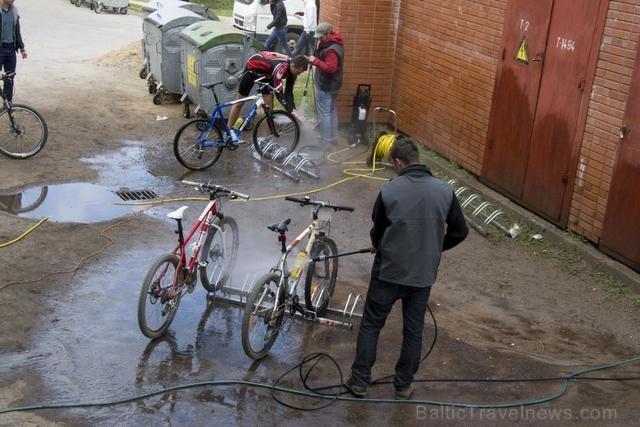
[0,47,16,101]
[351,277,432,390]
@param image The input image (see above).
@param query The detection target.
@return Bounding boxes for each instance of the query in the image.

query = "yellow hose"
[0,217,49,248]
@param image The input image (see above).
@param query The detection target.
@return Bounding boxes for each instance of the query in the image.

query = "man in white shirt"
[292,0,317,57]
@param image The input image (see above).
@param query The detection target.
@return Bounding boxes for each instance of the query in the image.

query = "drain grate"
[115,190,159,201]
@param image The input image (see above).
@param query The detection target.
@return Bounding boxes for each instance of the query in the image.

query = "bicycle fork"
[197,221,225,283]
[5,105,21,135]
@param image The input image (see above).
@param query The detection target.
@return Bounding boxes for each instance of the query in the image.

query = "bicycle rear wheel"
[174,118,223,170]
[138,254,183,339]
[0,104,48,159]
[252,110,299,158]
[241,273,284,360]
[304,237,338,314]
[200,216,239,292]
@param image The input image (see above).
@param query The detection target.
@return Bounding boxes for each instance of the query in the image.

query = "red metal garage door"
[600,47,640,271]
[483,0,607,225]
[521,0,603,222]
[482,0,553,198]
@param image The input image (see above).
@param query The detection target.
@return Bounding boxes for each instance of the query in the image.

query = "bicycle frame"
[270,217,324,314]
[0,74,17,127]
[169,198,224,293]
[193,78,284,149]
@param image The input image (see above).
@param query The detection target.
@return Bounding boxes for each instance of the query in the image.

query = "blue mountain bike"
[173,79,300,170]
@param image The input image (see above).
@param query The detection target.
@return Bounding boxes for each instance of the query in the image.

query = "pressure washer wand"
[312,248,372,262]
[303,66,312,97]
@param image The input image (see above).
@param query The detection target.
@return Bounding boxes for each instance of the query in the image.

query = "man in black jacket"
[346,137,469,400]
[264,0,291,56]
[0,0,27,102]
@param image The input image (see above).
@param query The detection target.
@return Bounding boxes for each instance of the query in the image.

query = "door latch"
[619,126,630,139]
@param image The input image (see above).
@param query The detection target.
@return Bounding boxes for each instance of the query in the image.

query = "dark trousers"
[264,27,292,57]
[0,47,17,101]
[292,30,315,57]
[351,277,431,390]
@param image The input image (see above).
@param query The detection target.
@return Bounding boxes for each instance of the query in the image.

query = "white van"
[232,0,305,49]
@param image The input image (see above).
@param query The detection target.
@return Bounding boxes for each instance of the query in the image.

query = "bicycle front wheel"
[174,118,223,170]
[304,237,338,314]
[252,110,300,157]
[0,104,48,159]
[200,216,239,292]
[242,273,284,360]
[138,254,183,339]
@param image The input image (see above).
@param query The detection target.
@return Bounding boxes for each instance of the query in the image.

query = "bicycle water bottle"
[289,250,308,280]
[233,117,244,130]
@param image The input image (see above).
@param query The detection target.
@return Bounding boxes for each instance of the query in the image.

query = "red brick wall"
[320,0,505,172]
[568,0,640,243]
[319,0,401,123]
[390,0,506,174]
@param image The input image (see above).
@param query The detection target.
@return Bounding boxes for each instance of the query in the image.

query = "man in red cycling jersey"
[226,52,308,142]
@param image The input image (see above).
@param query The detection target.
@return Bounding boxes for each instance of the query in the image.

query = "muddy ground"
[0,1,639,426]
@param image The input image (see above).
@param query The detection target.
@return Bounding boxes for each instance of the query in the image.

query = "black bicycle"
[0,73,48,159]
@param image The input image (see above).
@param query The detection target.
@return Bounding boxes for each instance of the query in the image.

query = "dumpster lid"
[180,20,262,52]
[142,0,182,13]
[143,0,218,20]
[145,7,203,27]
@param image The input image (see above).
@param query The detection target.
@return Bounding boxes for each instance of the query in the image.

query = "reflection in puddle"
[0,186,48,214]
[0,183,136,223]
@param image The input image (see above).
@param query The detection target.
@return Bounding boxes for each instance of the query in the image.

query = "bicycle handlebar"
[284,196,355,212]
[182,180,250,200]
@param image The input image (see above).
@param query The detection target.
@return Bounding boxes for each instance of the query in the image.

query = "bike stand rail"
[207,272,364,330]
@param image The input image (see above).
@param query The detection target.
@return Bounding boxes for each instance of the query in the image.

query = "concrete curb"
[420,150,640,294]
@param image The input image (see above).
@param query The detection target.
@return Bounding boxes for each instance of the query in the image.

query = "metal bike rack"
[445,179,521,238]
[206,271,363,330]
[249,138,320,182]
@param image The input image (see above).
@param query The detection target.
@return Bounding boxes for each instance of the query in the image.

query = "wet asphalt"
[1,1,639,425]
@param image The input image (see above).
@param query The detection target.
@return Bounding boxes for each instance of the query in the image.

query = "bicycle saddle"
[167,206,188,220]
[268,218,291,233]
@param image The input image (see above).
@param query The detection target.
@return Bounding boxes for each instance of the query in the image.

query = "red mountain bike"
[137,180,249,339]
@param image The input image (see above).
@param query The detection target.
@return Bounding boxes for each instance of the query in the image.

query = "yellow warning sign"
[187,53,197,87]
[516,39,528,63]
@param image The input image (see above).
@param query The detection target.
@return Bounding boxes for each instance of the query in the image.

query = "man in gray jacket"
[346,137,468,400]
[0,0,27,102]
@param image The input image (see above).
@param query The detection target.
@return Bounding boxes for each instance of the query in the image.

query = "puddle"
[0,183,137,223]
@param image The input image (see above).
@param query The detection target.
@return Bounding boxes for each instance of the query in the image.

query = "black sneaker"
[344,377,368,398]
[394,384,414,400]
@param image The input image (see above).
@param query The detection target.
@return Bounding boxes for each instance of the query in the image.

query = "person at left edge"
[0,0,27,102]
